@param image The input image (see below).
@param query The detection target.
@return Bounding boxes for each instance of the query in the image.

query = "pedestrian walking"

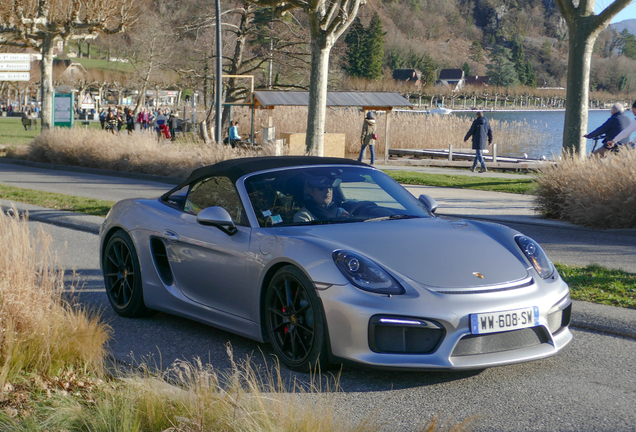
[229,121,241,147]
[99,108,106,130]
[464,111,493,173]
[169,111,179,141]
[357,111,377,165]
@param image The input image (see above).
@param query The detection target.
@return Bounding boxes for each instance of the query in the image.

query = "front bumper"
[318,278,573,370]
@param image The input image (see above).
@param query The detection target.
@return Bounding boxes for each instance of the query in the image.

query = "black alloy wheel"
[103,230,149,318]
[265,266,329,372]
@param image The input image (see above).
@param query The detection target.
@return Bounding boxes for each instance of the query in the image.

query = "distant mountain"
[610,19,636,35]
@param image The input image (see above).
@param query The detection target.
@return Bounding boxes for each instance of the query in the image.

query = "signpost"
[54,92,74,128]
[0,72,30,81]
[0,53,31,82]
[80,93,95,110]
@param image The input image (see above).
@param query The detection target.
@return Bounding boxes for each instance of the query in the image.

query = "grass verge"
[556,263,636,309]
[0,184,114,216]
[384,170,537,194]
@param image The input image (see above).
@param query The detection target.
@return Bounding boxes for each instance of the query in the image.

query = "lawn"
[556,263,636,309]
[0,183,114,216]
[384,170,537,194]
[72,57,134,73]
[0,116,102,146]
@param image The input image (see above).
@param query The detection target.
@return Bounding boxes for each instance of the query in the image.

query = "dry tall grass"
[247,107,553,158]
[0,208,109,384]
[9,128,268,178]
[14,349,473,431]
[7,111,550,177]
[534,147,636,228]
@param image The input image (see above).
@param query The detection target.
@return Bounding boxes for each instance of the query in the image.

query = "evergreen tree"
[469,41,483,62]
[511,38,527,85]
[344,18,365,77]
[462,62,471,77]
[525,60,537,87]
[386,48,405,70]
[486,46,519,87]
[619,29,636,59]
[361,13,385,80]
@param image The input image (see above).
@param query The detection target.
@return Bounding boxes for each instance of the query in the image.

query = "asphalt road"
[37,220,636,432]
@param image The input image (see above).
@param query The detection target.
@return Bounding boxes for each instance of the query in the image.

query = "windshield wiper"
[288,219,357,226]
[364,214,423,222]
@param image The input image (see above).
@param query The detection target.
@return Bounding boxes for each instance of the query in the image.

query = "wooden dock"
[387,147,553,171]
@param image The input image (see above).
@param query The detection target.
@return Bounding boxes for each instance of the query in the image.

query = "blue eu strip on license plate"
[470,306,539,335]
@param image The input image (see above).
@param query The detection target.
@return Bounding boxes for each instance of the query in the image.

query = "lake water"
[452,109,629,159]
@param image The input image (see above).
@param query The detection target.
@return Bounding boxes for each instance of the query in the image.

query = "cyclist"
[585,103,631,157]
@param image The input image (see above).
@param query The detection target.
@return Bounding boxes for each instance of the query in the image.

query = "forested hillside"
[65,0,636,106]
[345,0,636,93]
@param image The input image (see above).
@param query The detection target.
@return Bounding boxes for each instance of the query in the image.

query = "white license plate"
[470,306,539,335]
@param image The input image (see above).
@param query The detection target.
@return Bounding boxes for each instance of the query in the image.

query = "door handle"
[163,230,179,243]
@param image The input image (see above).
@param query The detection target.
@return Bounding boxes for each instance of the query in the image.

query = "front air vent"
[451,327,549,357]
[548,304,572,335]
[369,316,445,354]
[150,237,174,286]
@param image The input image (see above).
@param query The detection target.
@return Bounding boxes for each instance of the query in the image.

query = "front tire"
[103,230,149,318]
[265,266,330,372]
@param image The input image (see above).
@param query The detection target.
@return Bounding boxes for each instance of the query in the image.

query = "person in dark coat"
[464,111,493,173]
[585,103,631,157]
[169,111,179,141]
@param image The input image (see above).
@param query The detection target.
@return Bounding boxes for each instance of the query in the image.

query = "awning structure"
[252,91,413,163]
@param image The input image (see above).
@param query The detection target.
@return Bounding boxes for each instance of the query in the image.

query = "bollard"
[448,144,453,161]
[492,143,497,163]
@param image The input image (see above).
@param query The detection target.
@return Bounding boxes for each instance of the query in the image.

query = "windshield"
[244,166,433,228]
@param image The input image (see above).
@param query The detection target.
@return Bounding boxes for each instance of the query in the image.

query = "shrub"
[0,208,109,384]
[534,147,636,228]
[9,128,267,178]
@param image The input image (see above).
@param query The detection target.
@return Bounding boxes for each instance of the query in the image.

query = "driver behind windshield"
[293,176,349,223]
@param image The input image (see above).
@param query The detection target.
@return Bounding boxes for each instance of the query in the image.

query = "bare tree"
[121,12,176,114]
[0,0,139,129]
[554,0,632,156]
[251,0,365,155]
[177,1,308,140]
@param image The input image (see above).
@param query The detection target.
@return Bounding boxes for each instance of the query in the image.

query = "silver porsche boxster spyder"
[100,156,572,372]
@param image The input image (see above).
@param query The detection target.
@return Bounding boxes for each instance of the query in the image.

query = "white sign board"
[0,72,30,81]
[54,97,72,121]
[81,93,95,110]
[0,54,31,62]
[0,63,30,71]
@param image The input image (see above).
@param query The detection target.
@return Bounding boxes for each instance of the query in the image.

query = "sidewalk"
[1,157,635,340]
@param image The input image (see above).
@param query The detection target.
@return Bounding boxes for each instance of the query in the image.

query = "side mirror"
[418,194,438,214]
[196,206,238,235]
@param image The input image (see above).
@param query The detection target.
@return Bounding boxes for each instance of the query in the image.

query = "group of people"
[99,106,180,141]
[356,109,494,173]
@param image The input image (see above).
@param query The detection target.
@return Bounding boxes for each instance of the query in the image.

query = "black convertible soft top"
[163,156,368,198]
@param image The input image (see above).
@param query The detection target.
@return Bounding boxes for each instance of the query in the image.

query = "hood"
[366,119,376,125]
[474,116,487,126]
[288,218,529,289]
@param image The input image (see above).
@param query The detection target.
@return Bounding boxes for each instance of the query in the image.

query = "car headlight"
[515,236,554,279]
[333,251,405,295]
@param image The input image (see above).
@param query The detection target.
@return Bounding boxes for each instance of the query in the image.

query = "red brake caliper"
[282,306,288,334]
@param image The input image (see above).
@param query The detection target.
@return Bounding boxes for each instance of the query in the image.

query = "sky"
[595,1,636,23]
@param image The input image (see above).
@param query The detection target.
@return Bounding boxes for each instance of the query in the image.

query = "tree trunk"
[562,19,597,157]
[305,31,333,156]
[40,35,55,130]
